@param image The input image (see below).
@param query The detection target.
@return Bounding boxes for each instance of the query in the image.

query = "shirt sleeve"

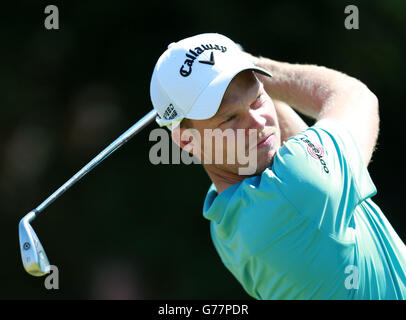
[269,118,377,240]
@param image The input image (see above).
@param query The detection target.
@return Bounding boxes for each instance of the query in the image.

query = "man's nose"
[245,110,265,135]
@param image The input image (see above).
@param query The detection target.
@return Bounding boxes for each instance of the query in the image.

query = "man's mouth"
[247,130,275,151]
[257,132,274,149]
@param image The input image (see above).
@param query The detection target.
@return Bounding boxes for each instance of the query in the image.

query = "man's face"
[183,70,281,176]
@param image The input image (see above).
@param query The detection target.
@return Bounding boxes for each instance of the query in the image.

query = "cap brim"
[186,64,272,120]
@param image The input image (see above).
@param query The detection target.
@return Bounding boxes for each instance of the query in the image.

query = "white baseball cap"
[150,33,272,130]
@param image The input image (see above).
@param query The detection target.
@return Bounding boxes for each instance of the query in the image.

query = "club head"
[19,211,50,277]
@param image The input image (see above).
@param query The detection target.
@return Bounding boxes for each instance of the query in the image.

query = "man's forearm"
[255,57,369,120]
[253,55,379,165]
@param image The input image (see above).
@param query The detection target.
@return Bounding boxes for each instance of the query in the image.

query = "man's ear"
[171,126,194,150]
[171,126,201,159]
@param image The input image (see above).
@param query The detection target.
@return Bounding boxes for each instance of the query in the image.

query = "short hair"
[180,118,192,129]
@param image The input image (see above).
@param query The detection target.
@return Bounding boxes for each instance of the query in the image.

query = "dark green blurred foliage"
[0,0,405,299]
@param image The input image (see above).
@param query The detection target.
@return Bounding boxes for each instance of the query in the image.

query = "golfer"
[150,33,406,299]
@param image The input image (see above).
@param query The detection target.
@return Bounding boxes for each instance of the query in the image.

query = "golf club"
[19,109,157,276]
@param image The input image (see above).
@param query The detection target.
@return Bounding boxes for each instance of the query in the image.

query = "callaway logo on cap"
[150,33,272,130]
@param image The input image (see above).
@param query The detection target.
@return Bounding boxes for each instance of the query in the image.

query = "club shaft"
[33,110,157,216]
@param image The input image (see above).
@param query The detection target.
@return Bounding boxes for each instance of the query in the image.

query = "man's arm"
[255,57,380,166]
[272,99,308,143]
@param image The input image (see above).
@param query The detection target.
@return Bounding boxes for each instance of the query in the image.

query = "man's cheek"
[236,129,257,175]
[238,145,257,175]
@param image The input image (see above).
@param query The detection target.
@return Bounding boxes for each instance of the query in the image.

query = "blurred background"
[1,0,405,299]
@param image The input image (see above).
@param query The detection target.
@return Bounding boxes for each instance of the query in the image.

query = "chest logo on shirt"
[299,137,330,174]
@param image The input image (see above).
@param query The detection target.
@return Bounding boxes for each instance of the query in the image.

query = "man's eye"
[220,115,235,126]
[225,115,235,123]
[250,94,263,109]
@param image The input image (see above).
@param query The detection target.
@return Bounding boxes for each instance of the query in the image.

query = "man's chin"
[254,152,276,175]
[254,162,272,176]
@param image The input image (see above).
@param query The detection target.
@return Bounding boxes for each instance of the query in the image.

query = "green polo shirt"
[203,119,406,299]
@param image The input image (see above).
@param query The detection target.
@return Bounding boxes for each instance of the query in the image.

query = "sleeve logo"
[299,137,329,174]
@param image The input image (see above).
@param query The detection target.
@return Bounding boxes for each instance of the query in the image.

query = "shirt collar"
[202,182,240,223]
